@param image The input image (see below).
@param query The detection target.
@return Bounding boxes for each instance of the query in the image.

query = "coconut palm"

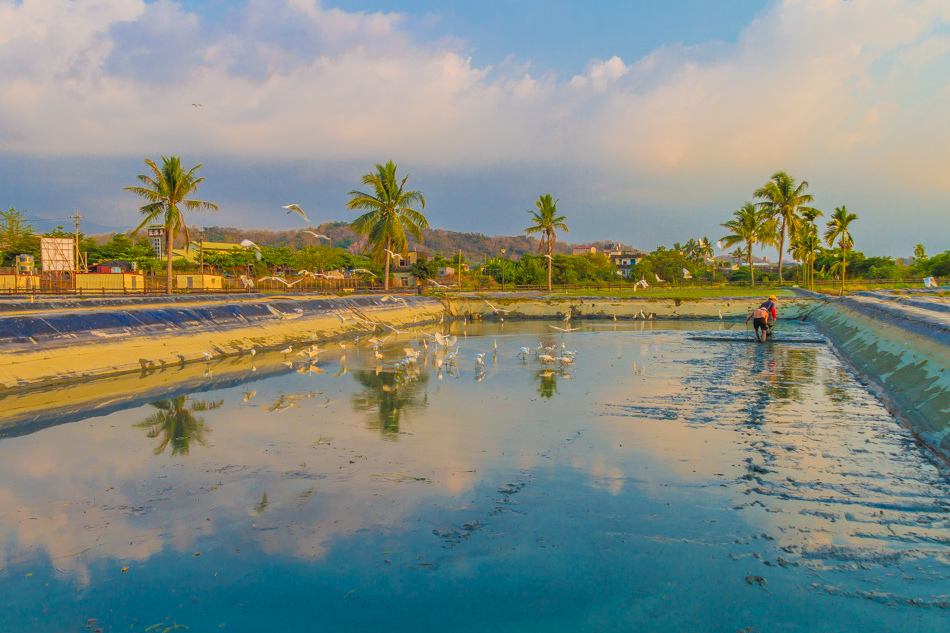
[347,161,428,291]
[134,395,222,456]
[793,208,823,289]
[754,171,817,283]
[824,205,858,295]
[524,194,568,292]
[125,156,218,294]
[720,203,778,287]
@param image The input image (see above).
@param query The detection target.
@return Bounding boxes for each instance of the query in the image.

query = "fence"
[0,273,931,297]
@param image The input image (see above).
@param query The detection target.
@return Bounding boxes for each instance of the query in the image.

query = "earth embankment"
[0,294,443,391]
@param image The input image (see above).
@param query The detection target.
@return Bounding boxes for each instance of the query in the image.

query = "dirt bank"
[443,294,818,320]
[806,291,950,463]
[0,295,442,392]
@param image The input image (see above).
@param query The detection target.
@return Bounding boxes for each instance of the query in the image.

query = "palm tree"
[523,194,568,292]
[125,156,219,294]
[754,171,817,284]
[720,203,777,287]
[134,395,222,456]
[824,205,858,295]
[347,161,428,291]
[798,208,824,289]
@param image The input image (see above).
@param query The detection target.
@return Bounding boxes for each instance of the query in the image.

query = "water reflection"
[350,369,430,438]
[134,395,222,455]
[2,321,949,633]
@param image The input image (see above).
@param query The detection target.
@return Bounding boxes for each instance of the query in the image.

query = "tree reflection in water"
[135,395,223,456]
[742,344,819,425]
[536,369,560,398]
[351,367,430,439]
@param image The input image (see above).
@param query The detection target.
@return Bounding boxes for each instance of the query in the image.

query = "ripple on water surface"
[0,319,948,632]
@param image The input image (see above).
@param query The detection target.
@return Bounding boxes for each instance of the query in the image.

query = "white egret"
[280,346,293,355]
[267,304,304,320]
[283,204,309,222]
[484,300,511,315]
[240,239,262,261]
[549,325,580,333]
[301,231,330,240]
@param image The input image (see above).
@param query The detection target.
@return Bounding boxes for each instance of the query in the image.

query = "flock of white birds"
[197,299,585,386]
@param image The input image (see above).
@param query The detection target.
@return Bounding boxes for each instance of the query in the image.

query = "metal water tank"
[16,254,35,274]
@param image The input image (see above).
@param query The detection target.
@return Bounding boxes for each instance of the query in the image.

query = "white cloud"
[0,0,949,251]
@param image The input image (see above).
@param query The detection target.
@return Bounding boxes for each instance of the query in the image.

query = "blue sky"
[1,0,949,256]
[173,0,769,77]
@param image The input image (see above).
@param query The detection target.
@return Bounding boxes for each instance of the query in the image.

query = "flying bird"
[191,103,202,107]
[240,239,262,261]
[266,304,304,320]
[301,231,329,240]
[259,276,304,287]
[549,325,580,333]
[484,300,511,314]
[283,204,309,222]
[352,268,378,277]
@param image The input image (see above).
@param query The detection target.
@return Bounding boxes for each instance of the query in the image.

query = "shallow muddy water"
[1,320,949,632]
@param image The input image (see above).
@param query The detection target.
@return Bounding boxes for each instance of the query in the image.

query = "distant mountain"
[196,222,631,262]
[90,221,642,262]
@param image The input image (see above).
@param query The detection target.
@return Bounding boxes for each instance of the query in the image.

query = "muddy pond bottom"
[2,320,949,632]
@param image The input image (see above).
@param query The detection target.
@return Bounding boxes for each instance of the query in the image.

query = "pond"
[1,319,949,632]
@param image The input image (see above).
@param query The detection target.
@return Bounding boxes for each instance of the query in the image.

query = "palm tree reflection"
[135,395,223,455]
[536,369,560,399]
[351,369,429,439]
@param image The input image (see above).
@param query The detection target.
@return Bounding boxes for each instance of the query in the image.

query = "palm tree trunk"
[165,227,173,294]
[841,250,847,296]
[547,238,553,292]
[777,219,785,284]
[748,243,755,287]
[384,238,391,291]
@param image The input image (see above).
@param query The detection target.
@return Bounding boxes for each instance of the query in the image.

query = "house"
[390,251,428,270]
[572,245,597,256]
[170,241,246,262]
[607,251,645,277]
[437,266,455,278]
[91,260,135,274]
[392,271,418,288]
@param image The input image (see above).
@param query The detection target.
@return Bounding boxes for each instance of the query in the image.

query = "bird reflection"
[350,368,430,439]
[135,395,222,456]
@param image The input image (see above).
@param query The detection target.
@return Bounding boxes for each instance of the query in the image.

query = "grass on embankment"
[543,287,798,299]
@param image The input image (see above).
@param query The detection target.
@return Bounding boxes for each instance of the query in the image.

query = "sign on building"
[39,237,75,272]
[147,226,166,258]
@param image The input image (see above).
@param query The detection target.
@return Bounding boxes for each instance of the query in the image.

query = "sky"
[1,0,949,256]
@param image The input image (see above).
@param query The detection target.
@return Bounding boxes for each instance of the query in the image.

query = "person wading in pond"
[746,294,778,341]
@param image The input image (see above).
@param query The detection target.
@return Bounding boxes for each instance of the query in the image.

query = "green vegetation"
[523,193,569,292]
[548,287,797,299]
[824,205,859,295]
[754,171,817,284]
[125,156,218,293]
[0,207,37,266]
[347,160,428,291]
[719,203,777,287]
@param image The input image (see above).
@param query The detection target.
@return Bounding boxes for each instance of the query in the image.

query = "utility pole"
[72,210,83,289]
[458,249,462,291]
[199,238,204,289]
